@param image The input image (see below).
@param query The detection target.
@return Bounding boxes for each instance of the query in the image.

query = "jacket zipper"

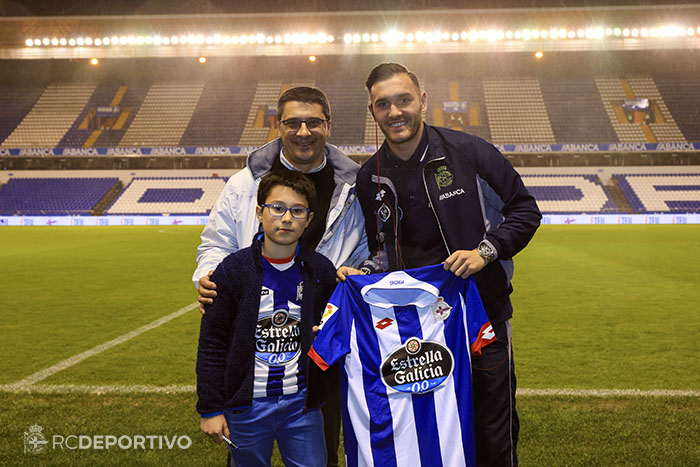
[421,157,452,256]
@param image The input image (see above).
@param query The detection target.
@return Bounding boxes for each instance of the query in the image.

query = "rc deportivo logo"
[380,338,454,394]
[24,425,48,454]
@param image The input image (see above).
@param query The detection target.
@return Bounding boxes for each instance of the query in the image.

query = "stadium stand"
[0,177,118,215]
[627,76,686,142]
[0,83,96,148]
[106,176,227,215]
[654,75,700,142]
[0,87,44,144]
[615,174,700,213]
[91,84,150,148]
[483,79,556,144]
[320,80,369,146]
[521,174,616,213]
[119,82,204,147]
[541,77,617,143]
[179,81,256,147]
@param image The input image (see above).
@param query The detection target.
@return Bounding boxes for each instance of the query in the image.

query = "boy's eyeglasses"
[261,204,310,219]
[278,118,329,131]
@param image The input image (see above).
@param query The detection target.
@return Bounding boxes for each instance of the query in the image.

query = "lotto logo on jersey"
[380,337,454,394]
[318,303,338,330]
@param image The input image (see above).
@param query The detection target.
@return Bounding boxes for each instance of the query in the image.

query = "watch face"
[479,243,494,260]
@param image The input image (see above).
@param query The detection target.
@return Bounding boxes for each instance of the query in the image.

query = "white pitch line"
[517,388,700,397]
[0,384,195,394]
[8,302,198,389]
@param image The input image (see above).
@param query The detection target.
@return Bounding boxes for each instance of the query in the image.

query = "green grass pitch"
[1,225,699,466]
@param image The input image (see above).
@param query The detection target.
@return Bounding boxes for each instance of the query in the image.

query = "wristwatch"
[477,241,496,264]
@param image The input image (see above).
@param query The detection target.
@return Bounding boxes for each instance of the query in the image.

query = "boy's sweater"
[196,233,337,416]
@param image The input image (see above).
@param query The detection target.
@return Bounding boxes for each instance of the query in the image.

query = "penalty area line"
[5,302,198,391]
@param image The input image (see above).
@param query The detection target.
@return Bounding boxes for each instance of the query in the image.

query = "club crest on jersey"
[255,310,300,365]
[430,297,452,321]
[377,203,391,223]
[296,281,304,301]
[434,165,453,189]
[380,338,454,394]
[318,303,338,330]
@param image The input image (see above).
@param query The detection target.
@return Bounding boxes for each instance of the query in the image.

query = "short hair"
[257,169,317,213]
[365,62,421,94]
[277,86,331,121]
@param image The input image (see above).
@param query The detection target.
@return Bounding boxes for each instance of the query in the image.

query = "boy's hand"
[200,414,230,444]
[197,270,217,315]
[336,266,365,282]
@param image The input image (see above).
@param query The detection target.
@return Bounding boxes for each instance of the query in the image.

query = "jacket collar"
[246,138,359,185]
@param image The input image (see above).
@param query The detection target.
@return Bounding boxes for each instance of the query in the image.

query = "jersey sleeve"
[308,280,354,371]
[464,276,497,356]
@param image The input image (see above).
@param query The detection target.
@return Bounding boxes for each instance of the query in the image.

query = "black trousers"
[471,320,519,467]
[322,364,342,467]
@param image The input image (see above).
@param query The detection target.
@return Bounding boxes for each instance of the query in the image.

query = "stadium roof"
[1,2,699,58]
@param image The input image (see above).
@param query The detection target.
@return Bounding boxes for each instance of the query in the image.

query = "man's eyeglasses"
[278,118,329,131]
[261,204,311,219]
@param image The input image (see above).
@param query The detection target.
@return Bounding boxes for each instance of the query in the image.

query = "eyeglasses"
[278,118,329,131]
[261,204,311,219]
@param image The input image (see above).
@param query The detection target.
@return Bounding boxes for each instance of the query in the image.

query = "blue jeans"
[224,390,327,467]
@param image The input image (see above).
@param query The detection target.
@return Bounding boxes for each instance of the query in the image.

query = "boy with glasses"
[197,170,337,467]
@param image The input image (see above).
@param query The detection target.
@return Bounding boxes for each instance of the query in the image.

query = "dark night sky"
[2,0,696,17]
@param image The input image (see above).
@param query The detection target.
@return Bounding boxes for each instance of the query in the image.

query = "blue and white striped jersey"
[309,264,495,467]
[253,258,306,398]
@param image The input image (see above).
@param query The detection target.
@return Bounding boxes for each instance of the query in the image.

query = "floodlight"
[25,39,33,46]
[266,36,274,44]
[344,33,352,43]
[641,28,649,37]
[198,56,206,63]
[94,38,102,46]
[205,36,214,44]
[406,33,415,42]
[51,38,58,46]
[162,37,170,45]
[631,29,639,37]
[77,37,85,46]
[309,55,317,62]
[90,58,99,65]
[43,38,50,45]
[614,28,621,36]
[68,38,76,46]
[274,35,282,44]
[127,36,136,44]
[505,31,513,40]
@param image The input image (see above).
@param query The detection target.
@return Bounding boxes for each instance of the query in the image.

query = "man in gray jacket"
[194,86,367,467]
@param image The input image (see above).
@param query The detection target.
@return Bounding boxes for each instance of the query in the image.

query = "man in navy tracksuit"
[340,63,541,466]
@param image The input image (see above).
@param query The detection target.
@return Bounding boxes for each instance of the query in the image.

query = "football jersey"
[253,257,306,398]
[308,264,495,467]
